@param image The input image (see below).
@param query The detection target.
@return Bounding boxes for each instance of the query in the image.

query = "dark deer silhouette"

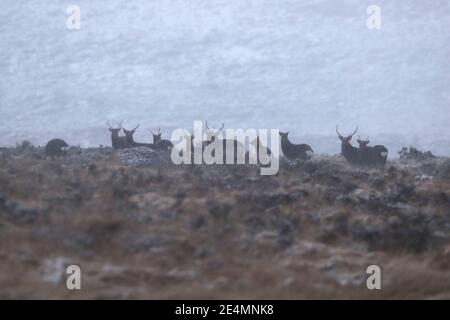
[279,131,313,161]
[149,128,174,152]
[119,123,155,149]
[178,134,197,164]
[107,121,128,150]
[336,125,360,165]
[357,135,388,168]
[45,138,69,156]
[204,122,244,164]
[245,136,272,165]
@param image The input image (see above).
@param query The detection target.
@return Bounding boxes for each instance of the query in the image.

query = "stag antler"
[118,122,139,132]
[358,135,369,141]
[149,128,162,135]
[350,126,358,137]
[107,120,122,129]
[336,124,343,138]
[205,121,224,131]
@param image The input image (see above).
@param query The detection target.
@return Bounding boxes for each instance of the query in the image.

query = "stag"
[336,125,360,165]
[279,131,313,161]
[119,123,155,149]
[357,135,388,168]
[204,122,244,164]
[107,121,128,150]
[149,128,174,152]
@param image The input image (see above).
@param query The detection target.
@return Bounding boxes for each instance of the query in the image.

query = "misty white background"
[0,0,449,156]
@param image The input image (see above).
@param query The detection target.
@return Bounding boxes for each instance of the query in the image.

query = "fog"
[0,0,449,156]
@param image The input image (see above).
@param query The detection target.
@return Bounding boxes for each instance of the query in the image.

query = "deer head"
[106,120,122,135]
[119,123,140,141]
[336,124,358,145]
[357,135,370,148]
[205,121,224,142]
[279,131,289,139]
[149,128,162,143]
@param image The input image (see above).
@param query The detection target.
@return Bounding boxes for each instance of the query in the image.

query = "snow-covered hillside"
[0,0,449,156]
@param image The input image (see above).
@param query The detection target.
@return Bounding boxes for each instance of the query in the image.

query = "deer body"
[357,137,388,168]
[45,138,68,156]
[245,136,272,165]
[341,140,361,165]
[204,136,244,164]
[202,122,246,164]
[150,129,174,152]
[336,125,362,165]
[120,124,156,149]
[107,121,128,150]
[338,128,388,168]
[279,132,313,161]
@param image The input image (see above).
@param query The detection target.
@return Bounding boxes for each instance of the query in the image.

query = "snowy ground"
[0,1,449,156]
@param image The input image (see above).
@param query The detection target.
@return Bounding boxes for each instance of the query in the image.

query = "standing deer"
[336,125,360,165]
[279,131,313,161]
[119,123,155,149]
[357,135,388,168]
[149,128,174,152]
[107,121,128,150]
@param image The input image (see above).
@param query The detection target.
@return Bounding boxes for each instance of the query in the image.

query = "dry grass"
[0,148,449,299]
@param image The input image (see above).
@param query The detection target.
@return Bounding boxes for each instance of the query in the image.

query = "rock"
[118,147,172,166]
[129,192,176,212]
[415,174,433,181]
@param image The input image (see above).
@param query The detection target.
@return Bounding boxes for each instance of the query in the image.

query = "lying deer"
[204,122,245,164]
[357,135,388,168]
[119,123,155,149]
[149,128,174,152]
[45,138,69,156]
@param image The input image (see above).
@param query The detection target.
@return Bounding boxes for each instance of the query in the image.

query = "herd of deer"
[106,121,389,168]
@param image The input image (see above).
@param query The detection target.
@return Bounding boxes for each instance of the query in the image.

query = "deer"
[245,136,272,165]
[119,123,155,149]
[179,134,197,164]
[336,125,361,165]
[107,121,128,150]
[357,135,388,168]
[149,128,174,152]
[204,122,245,164]
[45,138,69,156]
[279,131,313,161]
